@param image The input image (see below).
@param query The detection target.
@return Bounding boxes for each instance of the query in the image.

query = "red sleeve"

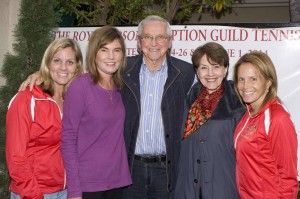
[269,110,298,199]
[6,91,43,199]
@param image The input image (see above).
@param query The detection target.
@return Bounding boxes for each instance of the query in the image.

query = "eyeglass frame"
[139,34,170,43]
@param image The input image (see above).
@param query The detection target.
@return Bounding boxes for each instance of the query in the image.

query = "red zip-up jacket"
[234,98,298,199]
[6,85,66,199]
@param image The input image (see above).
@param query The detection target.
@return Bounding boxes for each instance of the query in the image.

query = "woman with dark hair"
[174,42,245,199]
[61,26,132,199]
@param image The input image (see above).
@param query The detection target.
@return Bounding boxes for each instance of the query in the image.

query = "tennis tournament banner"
[53,25,300,171]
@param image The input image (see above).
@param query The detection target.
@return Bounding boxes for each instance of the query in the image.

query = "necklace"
[99,82,114,103]
[105,88,114,102]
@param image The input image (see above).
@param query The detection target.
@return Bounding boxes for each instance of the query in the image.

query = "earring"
[266,88,269,93]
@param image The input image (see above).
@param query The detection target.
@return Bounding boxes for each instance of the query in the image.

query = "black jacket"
[174,80,246,199]
[121,53,195,194]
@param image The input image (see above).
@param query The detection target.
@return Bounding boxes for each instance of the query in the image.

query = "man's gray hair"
[137,15,172,37]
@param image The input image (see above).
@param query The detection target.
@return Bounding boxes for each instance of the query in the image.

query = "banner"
[53,25,300,171]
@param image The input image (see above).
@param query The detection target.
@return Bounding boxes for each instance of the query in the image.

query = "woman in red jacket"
[233,51,298,199]
[6,38,83,199]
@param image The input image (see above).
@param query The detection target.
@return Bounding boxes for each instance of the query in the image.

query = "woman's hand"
[18,71,42,91]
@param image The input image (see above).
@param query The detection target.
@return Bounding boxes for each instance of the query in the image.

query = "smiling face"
[49,47,77,89]
[196,54,228,94]
[95,39,123,77]
[236,62,271,112]
[137,20,172,69]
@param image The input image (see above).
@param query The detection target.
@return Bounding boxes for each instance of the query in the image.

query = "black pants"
[122,160,169,199]
[82,188,123,199]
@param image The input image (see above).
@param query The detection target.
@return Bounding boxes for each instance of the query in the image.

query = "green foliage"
[55,0,154,25]
[169,0,239,23]
[0,0,60,197]
[0,0,59,126]
[0,126,9,198]
[54,0,241,25]
[202,0,234,11]
[108,0,154,25]
[172,7,193,23]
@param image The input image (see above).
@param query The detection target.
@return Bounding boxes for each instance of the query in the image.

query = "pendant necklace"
[105,88,114,103]
[99,82,114,104]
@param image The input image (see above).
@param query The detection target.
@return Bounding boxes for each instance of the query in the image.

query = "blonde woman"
[233,51,298,199]
[6,38,84,199]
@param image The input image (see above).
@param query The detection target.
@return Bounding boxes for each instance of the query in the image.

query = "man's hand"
[18,71,42,91]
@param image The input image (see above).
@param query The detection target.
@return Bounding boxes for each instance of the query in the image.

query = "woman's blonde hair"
[86,26,126,90]
[233,51,279,111]
[39,38,84,96]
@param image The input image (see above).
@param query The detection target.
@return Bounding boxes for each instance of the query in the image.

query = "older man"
[121,15,195,199]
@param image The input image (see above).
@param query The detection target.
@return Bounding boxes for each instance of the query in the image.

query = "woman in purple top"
[61,26,132,199]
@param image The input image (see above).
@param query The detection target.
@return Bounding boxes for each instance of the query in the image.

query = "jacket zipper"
[122,80,141,172]
[160,66,180,192]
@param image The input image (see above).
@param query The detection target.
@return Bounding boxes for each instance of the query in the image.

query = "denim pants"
[11,189,67,199]
[122,159,169,199]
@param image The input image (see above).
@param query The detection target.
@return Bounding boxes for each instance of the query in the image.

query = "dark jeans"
[122,159,169,199]
[82,188,122,199]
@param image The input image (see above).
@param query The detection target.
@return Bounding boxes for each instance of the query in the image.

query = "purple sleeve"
[61,77,85,197]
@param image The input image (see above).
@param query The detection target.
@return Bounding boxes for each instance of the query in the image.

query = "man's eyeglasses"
[140,35,169,43]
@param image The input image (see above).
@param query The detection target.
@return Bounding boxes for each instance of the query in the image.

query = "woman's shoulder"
[70,73,93,86]
[268,99,291,120]
[16,85,46,99]
[65,73,96,98]
[74,72,92,81]
[8,85,42,109]
[186,82,201,104]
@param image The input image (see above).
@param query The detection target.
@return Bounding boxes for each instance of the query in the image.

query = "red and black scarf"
[182,83,225,139]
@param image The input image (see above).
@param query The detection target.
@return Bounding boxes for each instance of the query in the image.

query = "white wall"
[0,0,20,86]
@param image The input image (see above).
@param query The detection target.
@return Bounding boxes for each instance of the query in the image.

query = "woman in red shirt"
[233,51,298,199]
[6,38,83,199]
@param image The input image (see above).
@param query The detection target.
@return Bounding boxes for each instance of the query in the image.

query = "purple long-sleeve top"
[61,73,132,197]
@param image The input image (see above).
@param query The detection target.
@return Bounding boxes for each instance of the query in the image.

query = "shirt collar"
[141,58,167,73]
